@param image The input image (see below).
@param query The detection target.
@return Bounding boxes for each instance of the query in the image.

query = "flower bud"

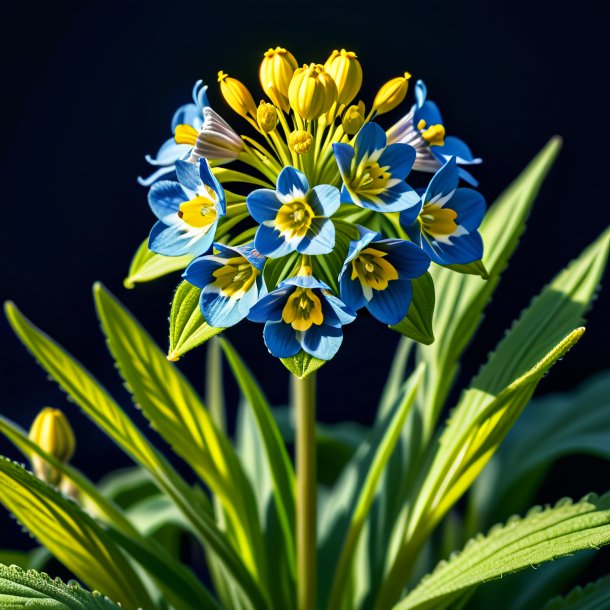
[218,70,257,119]
[192,107,244,163]
[372,72,412,115]
[259,47,298,113]
[342,101,365,135]
[289,130,313,154]
[324,49,362,106]
[29,408,75,486]
[257,101,278,133]
[288,63,338,121]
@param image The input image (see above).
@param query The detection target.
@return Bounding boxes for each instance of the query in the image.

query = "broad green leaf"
[263,252,300,291]
[167,281,223,361]
[4,301,268,610]
[280,350,326,378]
[219,338,297,577]
[0,564,122,609]
[391,273,435,345]
[0,458,153,610]
[472,372,610,529]
[328,364,425,610]
[420,137,563,424]
[542,574,610,610]
[93,283,266,582]
[394,493,610,610]
[124,238,191,288]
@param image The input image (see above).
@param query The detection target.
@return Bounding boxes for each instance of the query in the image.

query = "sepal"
[390,272,435,345]
[280,350,326,379]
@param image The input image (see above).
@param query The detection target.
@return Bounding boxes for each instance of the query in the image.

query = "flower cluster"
[142,47,486,361]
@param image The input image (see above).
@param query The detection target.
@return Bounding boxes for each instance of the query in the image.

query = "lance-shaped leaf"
[542,574,610,610]
[168,280,223,361]
[93,283,266,583]
[124,238,192,288]
[394,493,610,610]
[0,564,122,609]
[4,301,269,610]
[391,273,435,345]
[0,458,153,610]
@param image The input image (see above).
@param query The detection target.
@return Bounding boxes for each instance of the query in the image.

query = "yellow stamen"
[174,124,199,146]
[275,200,314,239]
[178,195,217,229]
[212,256,258,298]
[421,123,446,147]
[282,288,324,331]
[351,247,398,291]
[352,161,391,196]
[421,203,458,237]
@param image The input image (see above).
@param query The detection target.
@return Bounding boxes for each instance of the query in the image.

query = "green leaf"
[280,350,326,378]
[542,573,610,610]
[263,252,300,291]
[219,338,297,577]
[0,458,153,610]
[168,280,223,361]
[124,238,191,288]
[93,283,266,583]
[390,273,435,345]
[0,564,123,609]
[443,260,488,279]
[394,493,610,610]
[4,300,268,610]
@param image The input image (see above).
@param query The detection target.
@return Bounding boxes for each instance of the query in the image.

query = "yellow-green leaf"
[391,273,435,345]
[124,238,191,289]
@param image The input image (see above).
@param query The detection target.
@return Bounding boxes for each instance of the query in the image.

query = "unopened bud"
[218,71,257,119]
[288,63,338,120]
[324,49,362,106]
[259,47,298,113]
[289,130,313,154]
[372,72,412,115]
[29,408,75,486]
[257,101,278,133]
[342,101,365,135]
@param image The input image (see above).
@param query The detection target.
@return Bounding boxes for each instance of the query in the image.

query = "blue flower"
[148,158,226,257]
[386,80,481,186]
[339,228,430,325]
[183,243,266,327]
[247,166,340,257]
[248,275,356,360]
[401,157,485,266]
[333,122,420,219]
[139,81,209,186]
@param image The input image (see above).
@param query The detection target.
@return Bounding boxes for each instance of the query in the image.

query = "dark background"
[1,0,609,587]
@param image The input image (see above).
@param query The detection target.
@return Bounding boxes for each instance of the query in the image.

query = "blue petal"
[301,323,343,360]
[414,100,443,128]
[138,166,177,187]
[366,279,413,325]
[354,123,386,164]
[342,228,378,268]
[378,239,430,279]
[339,275,367,312]
[277,166,309,202]
[298,218,335,255]
[340,184,355,205]
[247,189,282,223]
[333,143,355,183]
[309,185,340,217]
[423,230,483,266]
[264,321,301,358]
[254,224,295,258]
[176,160,202,192]
[171,102,199,130]
[378,144,416,181]
[323,293,357,326]
[283,275,329,290]
[424,157,459,202]
[183,256,220,289]
[414,80,427,108]
[148,181,186,223]
[450,188,486,231]
[248,287,293,322]
[231,242,266,270]
[404,217,423,246]
[148,219,216,257]
[435,136,481,164]
[198,158,225,213]
[200,283,259,327]
[146,139,190,166]
[361,181,420,213]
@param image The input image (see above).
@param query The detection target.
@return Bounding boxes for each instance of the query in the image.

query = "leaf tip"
[166,350,181,362]
[123,277,135,290]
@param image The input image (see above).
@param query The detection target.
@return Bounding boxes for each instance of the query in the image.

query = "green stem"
[292,372,317,610]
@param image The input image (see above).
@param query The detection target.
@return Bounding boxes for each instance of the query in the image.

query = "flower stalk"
[292,371,317,610]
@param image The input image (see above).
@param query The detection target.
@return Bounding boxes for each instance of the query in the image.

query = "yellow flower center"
[417,119,446,147]
[352,161,391,196]
[178,194,218,229]
[211,256,258,298]
[351,247,398,291]
[420,203,458,237]
[282,287,324,332]
[275,200,314,239]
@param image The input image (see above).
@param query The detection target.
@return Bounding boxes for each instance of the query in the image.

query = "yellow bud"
[29,408,75,486]
[218,70,257,119]
[257,101,278,133]
[372,72,412,115]
[342,101,366,135]
[289,130,313,154]
[288,63,338,121]
[324,49,363,106]
[259,47,298,113]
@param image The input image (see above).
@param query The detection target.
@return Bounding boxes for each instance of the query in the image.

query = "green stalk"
[293,371,317,610]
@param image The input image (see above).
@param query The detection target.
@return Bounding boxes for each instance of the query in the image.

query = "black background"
[1,0,609,587]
